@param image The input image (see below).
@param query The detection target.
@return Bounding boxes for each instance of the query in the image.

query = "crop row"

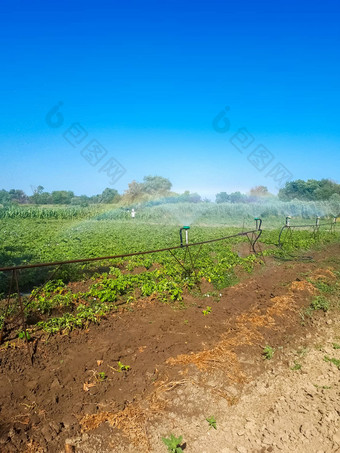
[0,219,339,341]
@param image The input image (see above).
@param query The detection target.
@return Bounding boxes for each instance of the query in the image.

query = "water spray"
[179,226,190,247]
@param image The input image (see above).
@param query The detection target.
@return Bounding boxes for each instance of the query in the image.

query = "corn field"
[0,205,105,220]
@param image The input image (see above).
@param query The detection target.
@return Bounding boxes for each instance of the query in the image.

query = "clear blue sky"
[1,0,339,199]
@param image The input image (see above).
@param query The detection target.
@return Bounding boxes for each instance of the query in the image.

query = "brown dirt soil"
[0,243,339,453]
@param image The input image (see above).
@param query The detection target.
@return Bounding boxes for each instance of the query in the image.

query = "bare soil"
[0,243,339,453]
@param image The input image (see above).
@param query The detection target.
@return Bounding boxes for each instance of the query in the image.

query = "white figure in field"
[131,208,135,219]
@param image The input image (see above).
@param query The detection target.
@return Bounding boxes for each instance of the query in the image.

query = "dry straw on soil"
[80,379,188,450]
[81,275,327,450]
[167,287,301,375]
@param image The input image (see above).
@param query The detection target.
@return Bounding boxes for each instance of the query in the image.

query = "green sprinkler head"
[254,218,262,230]
[180,226,190,247]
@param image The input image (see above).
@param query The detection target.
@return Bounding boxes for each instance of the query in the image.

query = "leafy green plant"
[17,330,31,341]
[161,433,183,453]
[262,345,275,360]
[2,213,339,336]
[117,361,130,372]
[291,361,302,371]
[97,372,107,381]
[313,280,334,294]
[202,306,212,316]
[310,296,330,312]
[332,343,340,350]
[206,415,217,429]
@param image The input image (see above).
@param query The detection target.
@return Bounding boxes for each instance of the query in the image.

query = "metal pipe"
[254,217,262,230]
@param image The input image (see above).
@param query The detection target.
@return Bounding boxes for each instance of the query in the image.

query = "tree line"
[277,179,340,202]
[0,176,203,206]
[1,177,339,206]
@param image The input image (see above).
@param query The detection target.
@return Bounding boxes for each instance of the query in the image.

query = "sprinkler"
[254,217,262,230]
[180,226,190,247]
[285,216,291,226]
[316,216,320,227]
[332,216,337,233]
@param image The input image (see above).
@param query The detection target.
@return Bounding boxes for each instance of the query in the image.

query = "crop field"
[0,205,338,336]
[0,205,339,452]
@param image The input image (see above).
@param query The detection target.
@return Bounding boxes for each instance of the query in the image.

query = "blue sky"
[1,0,339,199]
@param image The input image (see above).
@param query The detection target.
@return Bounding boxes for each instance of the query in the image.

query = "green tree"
[215,192,230,203]
[142,175,172,195]
[30,186,53,204]
[279,179,340,201]
[70,195,89,206]
[179,191,202,203]
[8,189,28,204]
[229,191,246,203]
[0,189,11,205]
[51,190,74,204]
[100,188,120,203]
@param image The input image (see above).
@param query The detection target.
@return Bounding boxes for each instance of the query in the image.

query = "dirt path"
[0,243,339,452]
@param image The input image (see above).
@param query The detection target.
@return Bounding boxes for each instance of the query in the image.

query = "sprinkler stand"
[180,226,190,247]
[254,217,262,230]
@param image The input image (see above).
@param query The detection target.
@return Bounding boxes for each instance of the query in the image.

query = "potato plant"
[0,213,339,337]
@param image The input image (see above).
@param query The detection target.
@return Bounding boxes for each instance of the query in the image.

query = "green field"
[0,204,338,338]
